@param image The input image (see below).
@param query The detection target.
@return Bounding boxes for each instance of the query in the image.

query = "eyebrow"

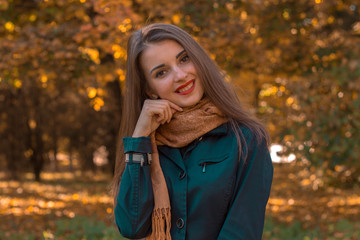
[149,49,186,74]
[150,64,165,74]
[176,49,186,59]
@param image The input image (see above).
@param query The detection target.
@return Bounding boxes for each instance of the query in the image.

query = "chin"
[178,96,203,108]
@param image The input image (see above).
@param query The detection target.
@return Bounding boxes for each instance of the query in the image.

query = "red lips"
[175,79,195,92]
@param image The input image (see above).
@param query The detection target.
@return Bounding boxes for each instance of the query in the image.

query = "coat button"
[178,171,186,180]
[176,218,184,229]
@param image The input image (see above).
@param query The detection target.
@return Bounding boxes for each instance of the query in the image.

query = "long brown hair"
[111,23,270,204]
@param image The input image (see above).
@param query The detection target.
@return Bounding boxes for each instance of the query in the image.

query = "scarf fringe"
[146,208,171,240]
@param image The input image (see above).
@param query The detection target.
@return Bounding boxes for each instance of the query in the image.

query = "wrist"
[132,129,150,138]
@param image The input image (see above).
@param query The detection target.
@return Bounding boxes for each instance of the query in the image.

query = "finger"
[165,103,172,123]
[147,100,179,124]
[157,100,180,123]
[170,108,177,115]
[155,103,168,124]
[157,110,165,122]
[150,99,183,112]
[155,101,171,124]
[168,101,183,112]
[146,102,165,117]
[150,106,165,121]
[164,103,171,123]
[156,116,164,123]
[161,102,176,123]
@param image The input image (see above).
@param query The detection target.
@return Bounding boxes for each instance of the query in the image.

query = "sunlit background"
[0,0,359,239]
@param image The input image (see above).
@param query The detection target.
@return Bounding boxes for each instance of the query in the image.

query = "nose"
[173,66,187,82]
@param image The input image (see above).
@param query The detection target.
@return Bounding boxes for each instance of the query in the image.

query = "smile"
[176,79,195,95]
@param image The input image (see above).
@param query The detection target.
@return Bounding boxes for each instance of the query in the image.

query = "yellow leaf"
[301,179,311,186]
[118,24,127,33]
[114,52,121,59]
[80,47,100,64]
[24,149,34,158]
[87,87,97,98]
[97,88,104,96]
[29,120,36,129]
[327,16,335,24]
[240,11,247,20]
[334,165,345,172]
[93,97,104,111]
[27,205,34,212]
[286,97,294,106]
[312,18,318,26]
[41,75,48,83]
[106,207,112,214]
[29,14,37,22]
[5,21,15,32]
[123,18,131,24]
[282,11,290,20]
[14,79,22,88]
[269,198,285,205]
[72,193,79,200]
[94,105,101,111]
[112,44,121,52]
[172,14,181,24]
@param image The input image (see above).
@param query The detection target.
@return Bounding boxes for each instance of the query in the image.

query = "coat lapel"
[158,145,186,171]
[157,123,229,171]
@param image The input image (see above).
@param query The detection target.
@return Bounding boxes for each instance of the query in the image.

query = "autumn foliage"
[0,0,360,238]
[1,0,359,182]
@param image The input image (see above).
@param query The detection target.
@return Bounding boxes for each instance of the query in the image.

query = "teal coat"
[115,123,273,240]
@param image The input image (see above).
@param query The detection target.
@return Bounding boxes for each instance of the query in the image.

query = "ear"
[145,89,159,99]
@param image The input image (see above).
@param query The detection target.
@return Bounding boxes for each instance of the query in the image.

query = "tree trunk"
[31,87,45,182]
[5,91,21,180]
[69,146,74,173]
[253,76,260,110]
[51,126,59,172]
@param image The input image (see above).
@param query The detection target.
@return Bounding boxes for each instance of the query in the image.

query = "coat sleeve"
[115,137,154,239]
[217,130,273,240]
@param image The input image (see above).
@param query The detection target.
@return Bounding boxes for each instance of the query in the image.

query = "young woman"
[112,23,273,240]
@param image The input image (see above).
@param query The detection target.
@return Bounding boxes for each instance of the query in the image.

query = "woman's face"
[140,40,204,108]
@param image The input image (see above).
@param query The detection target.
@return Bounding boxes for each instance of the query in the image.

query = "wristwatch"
[125,153,152,166]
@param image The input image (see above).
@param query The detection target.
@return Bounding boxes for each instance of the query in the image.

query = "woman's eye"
[180,55,189,63]
[155,70,166,78]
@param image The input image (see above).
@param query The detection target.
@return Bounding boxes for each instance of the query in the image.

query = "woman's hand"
[132,99,183,137]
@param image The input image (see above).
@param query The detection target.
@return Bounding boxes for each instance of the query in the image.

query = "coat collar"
[157,122,229,171]
[202,122,229,137]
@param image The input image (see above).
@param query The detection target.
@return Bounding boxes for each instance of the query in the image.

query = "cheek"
[186,63,197,74]
[152,79,174,97]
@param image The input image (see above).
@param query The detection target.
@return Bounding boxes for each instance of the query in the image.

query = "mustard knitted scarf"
[146,98,228,240]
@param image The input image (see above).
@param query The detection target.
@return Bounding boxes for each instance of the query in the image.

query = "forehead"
[140,40,184,69]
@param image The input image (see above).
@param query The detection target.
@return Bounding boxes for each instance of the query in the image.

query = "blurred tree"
[256,0,360,184]
[0,0,135,180]
[0,0,359,185]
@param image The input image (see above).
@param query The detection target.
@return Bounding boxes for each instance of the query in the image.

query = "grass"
[1,163,360,239]
[1,215,359,240]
